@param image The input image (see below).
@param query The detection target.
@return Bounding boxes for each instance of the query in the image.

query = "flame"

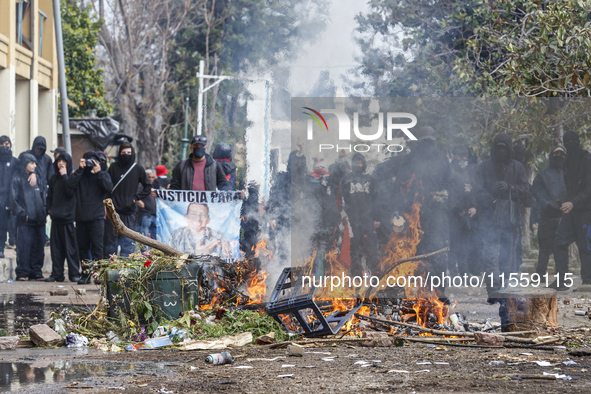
[245,270,270,305]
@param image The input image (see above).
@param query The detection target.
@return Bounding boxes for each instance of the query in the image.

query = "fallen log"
[103,198,182,257]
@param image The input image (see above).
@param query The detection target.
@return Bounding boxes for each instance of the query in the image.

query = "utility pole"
[181,95,190,160]
[196,59,234,136]
[52,0,71,155]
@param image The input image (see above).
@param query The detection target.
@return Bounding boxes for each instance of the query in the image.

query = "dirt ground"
[2,275,591,393]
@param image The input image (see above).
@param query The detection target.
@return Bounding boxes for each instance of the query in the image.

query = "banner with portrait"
[155,190,243,263]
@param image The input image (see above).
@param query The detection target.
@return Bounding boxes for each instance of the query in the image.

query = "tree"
[62,0,111,117]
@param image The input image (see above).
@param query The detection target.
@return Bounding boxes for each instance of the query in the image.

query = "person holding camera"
[69,151,113,284]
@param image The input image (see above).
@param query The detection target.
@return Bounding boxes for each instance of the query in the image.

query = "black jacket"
[474,133,530,215]
[26,136,54,204]
[340,154,380,225]
[213,142,237,189]
[137,184,156,218]
[531,146,567,218]
[108,146,151,215]
[69,151,114,222]
[170,153,231,191]
[10,153,46,226]
[0,149,18,209]
[449,160,477,215]
[47,153,76,224]
[564,148,591,212]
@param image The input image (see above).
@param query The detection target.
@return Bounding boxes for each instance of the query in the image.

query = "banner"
[155,190,243,263]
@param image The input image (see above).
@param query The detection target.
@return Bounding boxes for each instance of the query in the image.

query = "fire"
[245,270,270,305]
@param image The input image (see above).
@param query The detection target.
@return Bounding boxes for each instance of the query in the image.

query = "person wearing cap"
[552,131,591,290]
[170,135,230,191]
[531,146,567,279]
[155,165,171,189]
[473,133,529,301]
[0,136,18,258]
[51,147,67,161]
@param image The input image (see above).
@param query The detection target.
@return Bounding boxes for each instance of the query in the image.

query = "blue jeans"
[140,215,157,240]
[105,213,137,257]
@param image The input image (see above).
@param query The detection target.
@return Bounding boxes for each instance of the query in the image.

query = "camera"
[85,159,96,168]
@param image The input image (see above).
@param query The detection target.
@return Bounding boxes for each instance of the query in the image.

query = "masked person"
[45,153,80,283]
[212,142,237,190]
[69,151,113,284]
[137,170,157,239]
[170,135,231,191]
[106,143,152,256]
[340,153,380,277]
[398,126,452,294]
[448,146,478,276]
[552,131,591,290]
[10,153,46,281]
[25,136,54,205]
[531,146,567,278]
[474,133,529,301]
[0,136,18,258]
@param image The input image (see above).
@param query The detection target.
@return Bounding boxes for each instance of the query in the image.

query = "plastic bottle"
[205,352,234,365]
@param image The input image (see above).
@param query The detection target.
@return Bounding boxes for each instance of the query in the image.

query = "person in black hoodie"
[213,142,237,190]
[106,143,151,256]
[170,135,231,191]
[474,133,529,299]
[45,153,80,282]
[10,153,46,281]
[0,136,18,258]
[340,153,380,276]
[25,136,54,204]
[531,145,567,278]
[552,131,591,289]
[69,150,113,284]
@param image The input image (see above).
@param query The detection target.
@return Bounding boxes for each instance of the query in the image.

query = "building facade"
[0,0,58,155]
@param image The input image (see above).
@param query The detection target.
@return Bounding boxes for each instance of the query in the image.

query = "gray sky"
[289,0,368,95]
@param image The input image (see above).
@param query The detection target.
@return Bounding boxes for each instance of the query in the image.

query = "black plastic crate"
[266,267,362,337]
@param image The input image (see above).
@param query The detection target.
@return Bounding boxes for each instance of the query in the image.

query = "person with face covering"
[474,133,530,300]
[10,153,46,281]
[45,153,80,283]
[170,135,231,191]
[69,150,113,284]
[552,131,591,290]
[340,153,380,277]
[448,145,478,276]
[397,126,452,297]
[212,142,237,190]
[0,136,18,258]
[105,143,151,256]
[531,146,567,278]
[25,136,54,205]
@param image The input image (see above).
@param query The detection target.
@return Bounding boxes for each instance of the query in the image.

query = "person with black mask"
[552,131,591,290]
[213,142,237,190]
[474,133,529,301]
[25,136,54,205]
[340,153,380,276]
[0,136,18,258]
[106,143,151,256]
[45,153,80,283]
[531,146,567,278]
[398,126,451,292]
[69,151,113,284]
[10,153,46,281]
[170,135,230,191]
[448,145,478,276]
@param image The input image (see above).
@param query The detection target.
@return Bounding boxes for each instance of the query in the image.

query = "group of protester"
[267,127,590,302]
[0,134,237,284]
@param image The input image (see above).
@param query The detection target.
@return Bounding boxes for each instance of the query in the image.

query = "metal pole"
[197,60,204,136]
[181,96,190,160]
[52,0,71,155]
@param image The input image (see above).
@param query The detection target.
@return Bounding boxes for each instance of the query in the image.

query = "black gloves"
[495,181,509,191]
